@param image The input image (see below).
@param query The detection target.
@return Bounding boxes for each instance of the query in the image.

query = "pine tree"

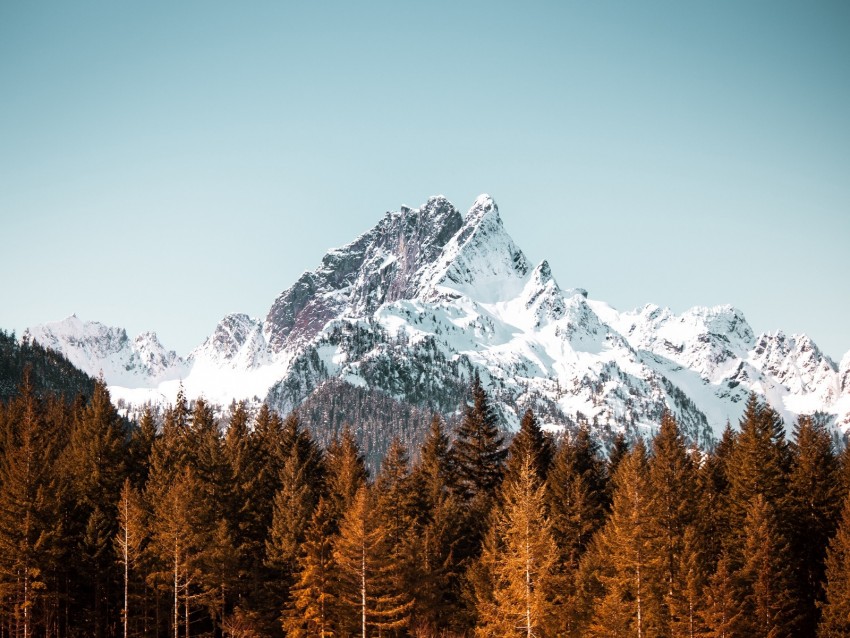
[0,374,64,637]
[546,425,608,636]
[726,394,789,538]
[149,465,207,638]
[606,431,630,495]
[284,497,338,638]
[738,494,797,638]
[590,439,664,638]
[452,373,507,502]
[128,405,158,487]
[265,425,323,629]
[324,425,368,526]
[65,378,129,636]
[373,438,418,635]
[819,492,850,637]
[504,409,553,485]
[701,550,744,638]
[409,415,467,634]
[788,414,843,635]
[473,454,558,637]
[115,478,147,638]
[333,486,412,637]
[647,411,698,635]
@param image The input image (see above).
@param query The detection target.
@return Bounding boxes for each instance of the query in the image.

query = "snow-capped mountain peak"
[23,194,850,442]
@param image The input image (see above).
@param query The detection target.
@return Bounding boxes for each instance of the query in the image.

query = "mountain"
[0,329,97,403]
[23,195,850,444]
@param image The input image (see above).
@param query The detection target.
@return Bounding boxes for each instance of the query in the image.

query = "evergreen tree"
[738,494,797,638]
[265,421,323,630]
[452,373,507,502]
[590,439,664,638]
[333,486,412,637]
[128,405,158,487]
[373,439,417,635]
[788,414,843,635]
[546,425,608,636]
[65,378,129,636]
[647,411,698,635]
[409,415,467,634]
[820,492,850,637]
[701,550,744,638]
[504,409,554,484]
[473,454,558,637]
[0,374,64,637]
[726,394,789,539]
[606,431,630,495]
[284,497,338,638]
[324,425,368,526]
[149,465,208,638]
[114,478,147,638]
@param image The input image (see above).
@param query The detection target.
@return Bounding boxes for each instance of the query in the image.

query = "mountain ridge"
[23,195,850,442]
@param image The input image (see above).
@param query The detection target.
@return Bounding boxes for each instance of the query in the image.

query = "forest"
[1,364,850,638]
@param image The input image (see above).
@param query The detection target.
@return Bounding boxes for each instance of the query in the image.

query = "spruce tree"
[333,486,411,637]
[66,378,129,636]
[590,439,664,638]
[701,550,744,638]
[149,465,207,638]
[324,425,368,525]
[504,408,553,484]
[546,425,607,636]
[0,374,64,637]
[410,415,467,634]
[647,411,698,635]
[452,373,507,501]
[374,439,417,635]
[283,497,338,638]
[265,429,323,630]
[738,494,797,638]
[788,414,843,635]
[726,394,789,537]
[114,478,147,638]
[819,492,850,637]
[473,454,558,637]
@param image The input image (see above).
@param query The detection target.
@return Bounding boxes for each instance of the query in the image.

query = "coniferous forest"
[2,361,850,638]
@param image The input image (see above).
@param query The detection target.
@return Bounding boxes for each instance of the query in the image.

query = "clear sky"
[1,1,848,359]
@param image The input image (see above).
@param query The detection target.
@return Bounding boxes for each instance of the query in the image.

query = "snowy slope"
[24,196,850,442]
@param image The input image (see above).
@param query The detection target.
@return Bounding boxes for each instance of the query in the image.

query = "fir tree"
[324,425,368,526]
[647,411,698,635]
[284,497,338,638]
[504,408,554,485]
[726,394,789,538]
[114,478,147,638]
[738,494,797,638]
[265,424,323,629]
[0,374,64,637]
[452,373,507,502]
[409,415,467,634]
[149,466,207,638]
[701,550,744,638]
[333,486,412,637]
[546,425,608,636]
[819,492,850,637]
[473,454,558,637]
[590,439,664,638]
[788,414,843,635]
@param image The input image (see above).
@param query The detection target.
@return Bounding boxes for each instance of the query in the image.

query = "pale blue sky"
[1,1,848,359]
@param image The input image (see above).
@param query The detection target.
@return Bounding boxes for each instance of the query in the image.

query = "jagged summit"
[23,194,850,440]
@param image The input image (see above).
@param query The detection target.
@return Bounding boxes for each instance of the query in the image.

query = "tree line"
[1,369,850,637]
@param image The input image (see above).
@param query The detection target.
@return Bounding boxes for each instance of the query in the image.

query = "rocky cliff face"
[25,195,850,443]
